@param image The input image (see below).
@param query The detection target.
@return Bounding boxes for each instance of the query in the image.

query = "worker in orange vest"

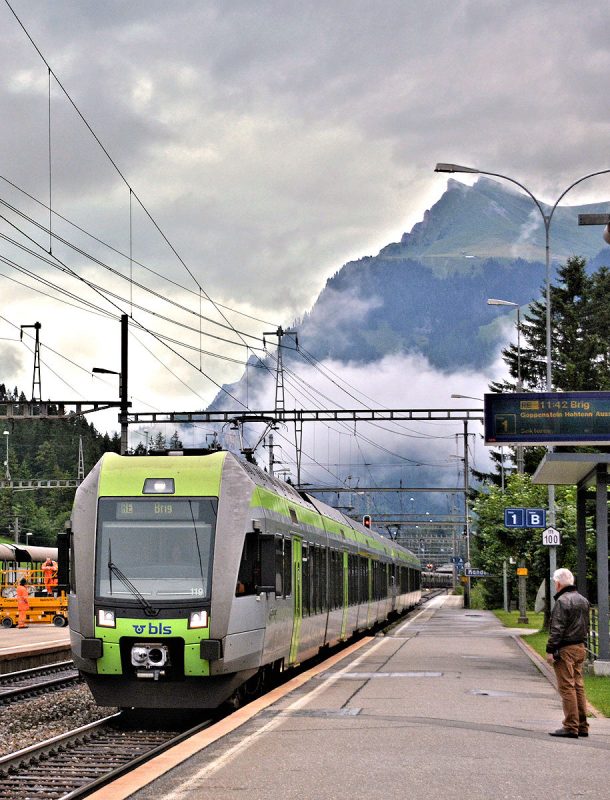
[42,558,57,596]
[16,578,30,628]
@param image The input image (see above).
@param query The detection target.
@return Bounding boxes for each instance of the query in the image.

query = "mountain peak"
[382,177,609,267]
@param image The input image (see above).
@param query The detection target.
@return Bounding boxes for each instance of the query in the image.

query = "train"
[65,449,421,709]
[421,569,453,590]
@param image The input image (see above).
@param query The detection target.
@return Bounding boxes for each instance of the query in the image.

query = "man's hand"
[546,653,555,665]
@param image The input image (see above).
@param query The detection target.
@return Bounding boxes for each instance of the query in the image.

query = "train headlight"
[142,478,175,494]
[97,609,116,628]
[188,610,209,629]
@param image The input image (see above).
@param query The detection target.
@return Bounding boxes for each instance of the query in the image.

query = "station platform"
[93,595,610,800]
[0,624,70,672]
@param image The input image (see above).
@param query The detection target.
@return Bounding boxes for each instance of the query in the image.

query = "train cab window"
[95,497,217,602]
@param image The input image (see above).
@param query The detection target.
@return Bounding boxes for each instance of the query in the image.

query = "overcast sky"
[2,0,610,460]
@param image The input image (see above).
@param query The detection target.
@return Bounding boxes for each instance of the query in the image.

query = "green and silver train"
[66,449,421,709]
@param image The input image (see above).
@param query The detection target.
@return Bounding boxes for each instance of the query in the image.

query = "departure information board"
[484,392,610,445]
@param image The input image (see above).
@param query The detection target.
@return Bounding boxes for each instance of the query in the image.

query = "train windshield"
[95,498,217,602]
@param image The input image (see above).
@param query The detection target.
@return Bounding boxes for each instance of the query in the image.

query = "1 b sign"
[542,527,561,546]
[504,508,546,528]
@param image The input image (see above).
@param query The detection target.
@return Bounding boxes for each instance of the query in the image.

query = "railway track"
[0,711,213,800]
[0,662,80,706]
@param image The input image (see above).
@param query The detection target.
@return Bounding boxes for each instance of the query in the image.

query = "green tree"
[0,393,121,544]
[493,256,610,396]
[472,473,594,608]
[169,430,183,449]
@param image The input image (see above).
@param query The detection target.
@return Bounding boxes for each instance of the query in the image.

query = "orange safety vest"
[16,584,30,609]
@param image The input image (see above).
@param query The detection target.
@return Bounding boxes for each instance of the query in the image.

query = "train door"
[340,550,348,640]
[289,537,302,665]
[390,563,397,612]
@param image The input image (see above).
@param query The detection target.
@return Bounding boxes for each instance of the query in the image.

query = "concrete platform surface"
[0,623,70,671]
[128,596,610,799]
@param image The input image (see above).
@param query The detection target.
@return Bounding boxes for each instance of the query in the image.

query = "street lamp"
[92,366,128,454]
[487,299,522,390]
[488,298,525,475]
[3,431,10,481]
[450,394,482,402]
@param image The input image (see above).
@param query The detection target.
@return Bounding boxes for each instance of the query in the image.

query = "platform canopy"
[532,453,610,486]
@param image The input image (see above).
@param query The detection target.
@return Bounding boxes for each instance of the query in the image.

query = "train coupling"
[131,642,171,680]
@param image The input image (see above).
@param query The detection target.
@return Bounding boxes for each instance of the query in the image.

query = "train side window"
[321,546,328,610]
[236,531,260,596]
[312,545,320,613]
[275,536,284,596]
[283,538,292,597]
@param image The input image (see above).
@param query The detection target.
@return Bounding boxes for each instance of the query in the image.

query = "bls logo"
[132,623,172,635]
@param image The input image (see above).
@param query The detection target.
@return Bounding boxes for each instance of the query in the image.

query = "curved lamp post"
[487,299,522,390]
[439,163,610,602]
[435,163,610,390]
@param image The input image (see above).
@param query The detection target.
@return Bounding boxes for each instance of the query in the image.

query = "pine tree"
[492,256,610,395]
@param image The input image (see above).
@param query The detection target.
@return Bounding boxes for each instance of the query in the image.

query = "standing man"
[42,557,57,596]
[16,577,30,629]
[546,568,590,738]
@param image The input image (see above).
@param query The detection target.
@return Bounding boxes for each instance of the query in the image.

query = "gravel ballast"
[0,684,117,757]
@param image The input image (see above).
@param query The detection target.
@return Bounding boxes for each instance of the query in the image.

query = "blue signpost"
[504,507,546,529]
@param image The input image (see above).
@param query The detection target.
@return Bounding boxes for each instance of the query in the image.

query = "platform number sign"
[525,509,546,528]
[504,508,524,528]
[542,527,561,546]
[504,508,546,529]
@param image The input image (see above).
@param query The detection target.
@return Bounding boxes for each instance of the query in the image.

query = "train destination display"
[484,391,610,445]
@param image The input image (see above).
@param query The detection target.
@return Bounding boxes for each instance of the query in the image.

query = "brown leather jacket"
[546,585,589,653]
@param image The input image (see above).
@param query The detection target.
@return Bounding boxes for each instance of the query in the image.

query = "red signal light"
[363,514,372,529]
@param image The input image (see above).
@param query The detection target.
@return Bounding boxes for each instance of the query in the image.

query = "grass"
[493,611,610,717]
[493,610,544,630]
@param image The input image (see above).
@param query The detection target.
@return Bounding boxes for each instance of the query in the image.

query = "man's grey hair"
[553,568,575,586]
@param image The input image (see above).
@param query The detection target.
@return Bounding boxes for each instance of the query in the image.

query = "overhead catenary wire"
[1,214,248,407]
[4,0,262,358]
[0,173,279,327]
[0,202,267,347]
[0,254,267,369]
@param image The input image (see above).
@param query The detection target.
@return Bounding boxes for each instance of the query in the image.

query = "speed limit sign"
[542,527,561,546]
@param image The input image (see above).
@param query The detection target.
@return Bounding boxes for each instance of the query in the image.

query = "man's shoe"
[549,729,578,738]
[578,731,589,737]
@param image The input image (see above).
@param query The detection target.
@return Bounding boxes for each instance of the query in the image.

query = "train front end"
[69,451,237,708]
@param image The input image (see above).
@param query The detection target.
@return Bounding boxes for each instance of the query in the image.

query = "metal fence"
[587,606,610,661]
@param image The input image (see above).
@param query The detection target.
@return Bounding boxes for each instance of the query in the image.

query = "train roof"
[93,450,420,567]
[237,456,419,566]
